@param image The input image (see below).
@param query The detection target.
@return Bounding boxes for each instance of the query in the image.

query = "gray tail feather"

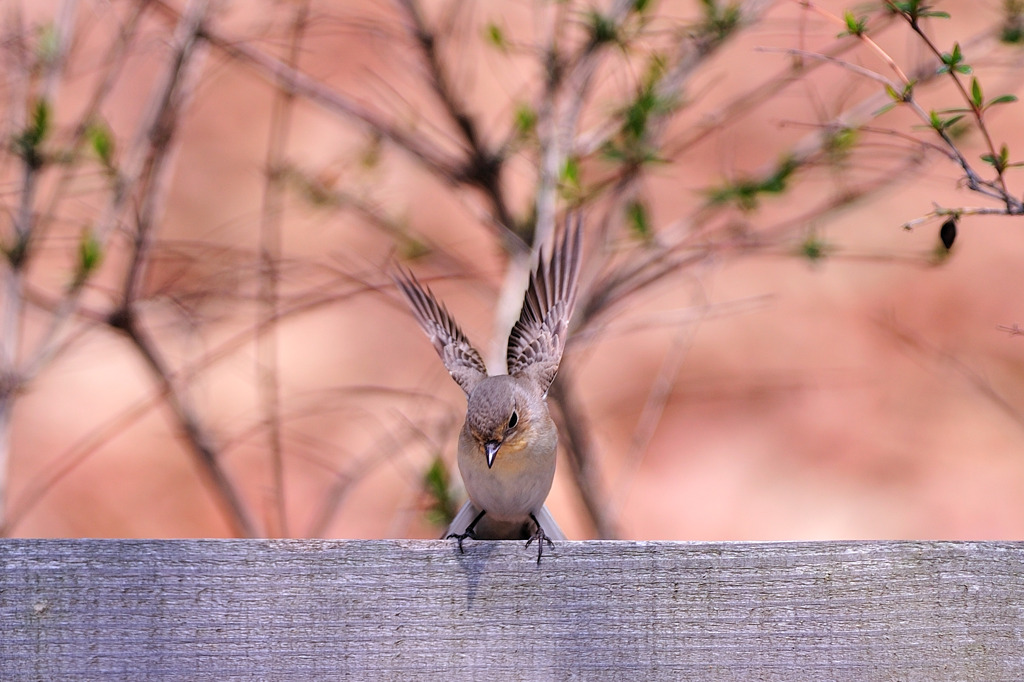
[444,501,567,541]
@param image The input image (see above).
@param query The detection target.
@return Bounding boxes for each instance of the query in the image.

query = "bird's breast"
[457,422,557,522]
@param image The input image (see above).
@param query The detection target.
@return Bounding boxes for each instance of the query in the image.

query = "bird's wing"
[393,269,488,395]
[506,214,582,395]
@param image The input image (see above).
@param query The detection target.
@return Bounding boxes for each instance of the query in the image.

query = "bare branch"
[257,0,312,537]
[107,0,260,538]
[548,363,618,539]
[147,0,463,183]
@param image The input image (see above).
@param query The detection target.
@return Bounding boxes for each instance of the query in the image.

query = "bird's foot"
[445,529,476,554]
[447,508,486,554]
[525,513,556,565]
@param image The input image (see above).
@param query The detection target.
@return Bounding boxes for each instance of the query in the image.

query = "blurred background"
[3,0,1024,541]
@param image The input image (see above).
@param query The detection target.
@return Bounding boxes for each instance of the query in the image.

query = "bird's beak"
[484,440,501,468]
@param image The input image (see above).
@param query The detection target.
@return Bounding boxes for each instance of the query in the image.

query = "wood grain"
[2,540,1022,680]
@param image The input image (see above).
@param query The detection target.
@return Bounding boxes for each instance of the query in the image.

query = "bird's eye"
[508,411,519,429]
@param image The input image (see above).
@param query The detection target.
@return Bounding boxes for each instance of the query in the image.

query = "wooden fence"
[2,539,1022,680]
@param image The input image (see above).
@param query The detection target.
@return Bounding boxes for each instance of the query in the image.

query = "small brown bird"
[394,216,582,563]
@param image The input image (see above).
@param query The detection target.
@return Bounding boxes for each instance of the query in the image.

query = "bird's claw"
[446,530,475,554]
[526,514,555,565]
[447,508,486,554]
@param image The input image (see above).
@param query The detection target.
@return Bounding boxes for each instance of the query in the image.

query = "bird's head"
[464,376,528,468]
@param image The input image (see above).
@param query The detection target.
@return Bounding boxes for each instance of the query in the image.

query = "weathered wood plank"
[1,540,1022,680]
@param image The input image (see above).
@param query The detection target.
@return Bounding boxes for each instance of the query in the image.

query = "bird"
[393,215,582,564]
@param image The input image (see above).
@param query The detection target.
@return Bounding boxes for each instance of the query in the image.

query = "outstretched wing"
[506,214,582,394]
[393,268,488,395]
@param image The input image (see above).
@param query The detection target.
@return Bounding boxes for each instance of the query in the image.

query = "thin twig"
[2,274,382,535]
[0,0,77,530]
[796,0,910,84]
[109,0,260,538]
[31,0,149,258]
[758,47,897,88]
[257,0,311,538]
[548,362,618,539]
[109,307,258,537]
[882,0,1016,210]
[392,0,514,238]
[147,0,463,184]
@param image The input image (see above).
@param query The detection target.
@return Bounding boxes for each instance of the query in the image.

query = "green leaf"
[1001,16,1024,44]
[800,234,829,262]
[986,94,1018,107]
[705,157,798,211]
[642,52,668,89]
[30,99,49,142]
[623,89,657,140]
[889,0,950,22]
[928,110,965,131]
[599,140,626,163]
[87,120,115,168]
[586,10,618,45]
[484,22,506,50]
[762,156,798,193]
[970,77,983,108]
[422,456,458,527]
[876,79,915,114]
[75,228,103,284]
[699,0,742,40]
[839,10,868,37]
[873,101,899,116]
[887,1,913,13]
[939,42,968,74]
[942,114,965,129]
[513,103,536,137]
[17,100,49,154]
[561,157,579,186]
[980,147,1009,173]
[978,144,1011,173]
[824,125,858,160]
[625,199,651,237]
[558,156,582,199]
[13,98,51,169]
[602,79,676,167]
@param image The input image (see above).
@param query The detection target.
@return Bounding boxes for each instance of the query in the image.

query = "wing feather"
[506,214,583,393]
[393,269,488,395]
